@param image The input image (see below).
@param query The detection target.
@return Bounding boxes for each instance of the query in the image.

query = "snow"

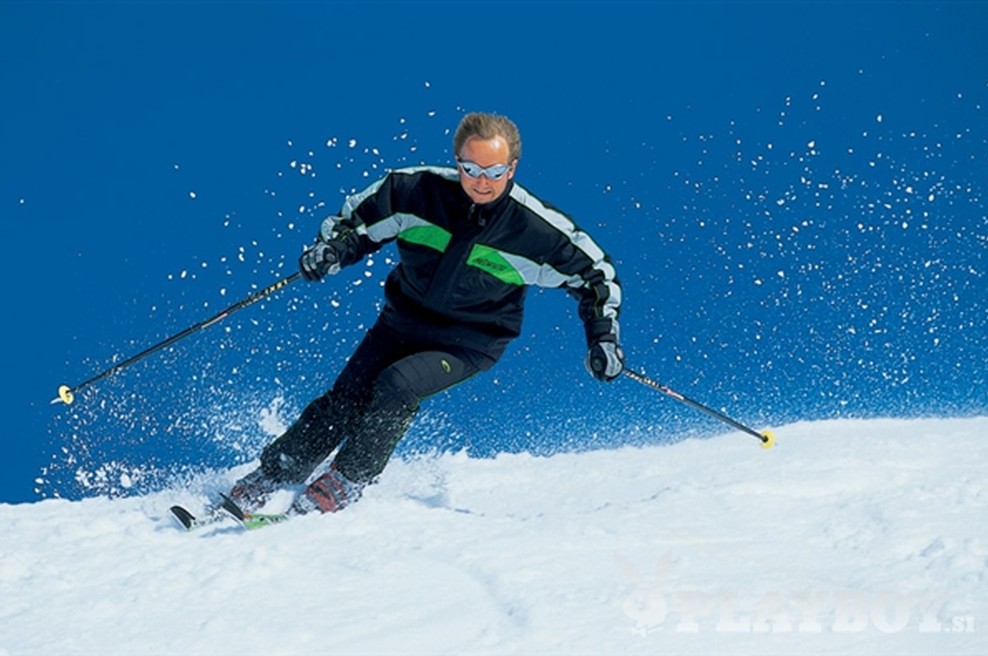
[2,417,987,655]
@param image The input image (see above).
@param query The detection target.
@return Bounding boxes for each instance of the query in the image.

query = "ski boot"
[290,466,363,515]
[227,468,280,514]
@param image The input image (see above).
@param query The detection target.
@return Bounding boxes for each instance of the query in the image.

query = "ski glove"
[299,239,343,281]
[587,338,625,382]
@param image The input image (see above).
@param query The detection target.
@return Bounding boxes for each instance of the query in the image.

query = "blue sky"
[2,2,986,503]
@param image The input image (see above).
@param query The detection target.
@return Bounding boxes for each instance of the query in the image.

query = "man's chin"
[470,191,498,204]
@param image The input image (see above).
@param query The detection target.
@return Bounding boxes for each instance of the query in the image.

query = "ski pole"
[622,369,776,448]
[52,272,302,406]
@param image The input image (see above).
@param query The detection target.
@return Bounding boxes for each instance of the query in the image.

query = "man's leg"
[230,322,413,509]
[227,392,358,511]
[292,350,480,514]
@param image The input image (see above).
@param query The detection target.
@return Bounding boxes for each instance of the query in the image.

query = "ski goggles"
[457,159,513,180]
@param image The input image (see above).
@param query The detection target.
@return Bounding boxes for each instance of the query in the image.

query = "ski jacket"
[321,166,622,361]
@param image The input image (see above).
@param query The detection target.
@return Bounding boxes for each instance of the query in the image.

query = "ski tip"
[216,493,288,530]
[169,505,197,530]
[760,430,777,449]
[218,493,247,521]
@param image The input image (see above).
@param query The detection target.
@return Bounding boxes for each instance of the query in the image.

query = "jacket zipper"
[420,204,484,315]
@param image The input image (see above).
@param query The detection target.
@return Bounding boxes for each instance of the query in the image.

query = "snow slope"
[2,417,986,655]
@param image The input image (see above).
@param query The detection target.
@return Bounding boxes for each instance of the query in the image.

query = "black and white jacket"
[322,166,621,361]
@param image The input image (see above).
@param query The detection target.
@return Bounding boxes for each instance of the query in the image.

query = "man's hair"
[453,112,522,162]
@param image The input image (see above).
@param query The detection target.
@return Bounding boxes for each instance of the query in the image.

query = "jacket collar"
[465,180,515,226]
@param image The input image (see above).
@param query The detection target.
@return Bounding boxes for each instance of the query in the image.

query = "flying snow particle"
[876,114,883,123]
[189,191,197,199]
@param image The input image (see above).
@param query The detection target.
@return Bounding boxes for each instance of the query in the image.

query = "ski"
[170,496,290,532]
[218,493,290,530]
[169,504,230,531]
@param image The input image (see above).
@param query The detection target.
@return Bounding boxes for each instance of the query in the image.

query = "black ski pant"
[259,319,493,486]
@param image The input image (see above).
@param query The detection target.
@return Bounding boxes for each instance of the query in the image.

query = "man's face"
[457,135,517,205]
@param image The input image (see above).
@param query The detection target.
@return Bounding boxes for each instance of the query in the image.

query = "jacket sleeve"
[562,238,622,347]
[315,173,404,268]
[514,188,623,347]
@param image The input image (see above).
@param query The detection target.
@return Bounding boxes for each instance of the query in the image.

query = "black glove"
[299,240,342,281]
[587,339,625,382]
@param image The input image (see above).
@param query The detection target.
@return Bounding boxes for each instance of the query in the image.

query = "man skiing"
[228,112,624,516]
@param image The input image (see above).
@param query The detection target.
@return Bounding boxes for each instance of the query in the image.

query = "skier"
[228,112,624,516]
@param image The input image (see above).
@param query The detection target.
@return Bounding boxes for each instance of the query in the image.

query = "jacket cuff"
[585,317,619,347]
